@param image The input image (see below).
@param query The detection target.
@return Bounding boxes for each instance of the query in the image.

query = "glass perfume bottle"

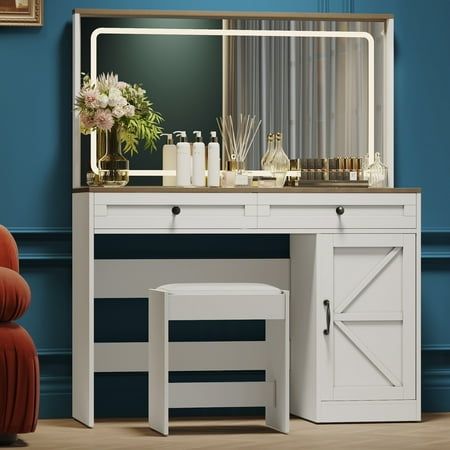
[367,152,388,188]
[261,132,275,171]
[362,153,370,181]
[270,132,290,187]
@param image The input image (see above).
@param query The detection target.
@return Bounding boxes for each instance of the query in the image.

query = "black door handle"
[323,300,331,335]
[171,206,181,215]
[336,206,345,216]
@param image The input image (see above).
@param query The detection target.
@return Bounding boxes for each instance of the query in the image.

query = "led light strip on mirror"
[89,27,375,177]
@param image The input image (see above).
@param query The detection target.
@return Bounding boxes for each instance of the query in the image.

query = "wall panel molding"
[423,369,450,412]
[343,0,355,13]
[422,229,450,260]
[11,227,72,263]
[38,349,72,419]
[9,227,72,234]
[318,0,330,13]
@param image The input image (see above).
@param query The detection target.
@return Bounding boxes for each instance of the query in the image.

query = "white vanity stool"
[148,283,289,435]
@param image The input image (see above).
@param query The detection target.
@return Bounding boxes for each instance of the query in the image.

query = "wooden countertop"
[73,186,421,194]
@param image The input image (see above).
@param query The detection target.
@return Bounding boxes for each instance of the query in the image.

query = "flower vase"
[86,129,106,186]
[98,125,129,187]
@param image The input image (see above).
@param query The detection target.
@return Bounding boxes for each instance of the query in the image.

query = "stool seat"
[158,283,282,295]
[149,283,289,436]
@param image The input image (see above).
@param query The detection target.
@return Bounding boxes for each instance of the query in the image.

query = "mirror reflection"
[80,17,385,183]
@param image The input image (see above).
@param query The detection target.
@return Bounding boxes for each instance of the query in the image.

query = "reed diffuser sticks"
[217,114,262,166]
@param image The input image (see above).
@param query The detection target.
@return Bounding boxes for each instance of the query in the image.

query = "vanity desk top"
[73,186,421,194]
[73,186,421,233]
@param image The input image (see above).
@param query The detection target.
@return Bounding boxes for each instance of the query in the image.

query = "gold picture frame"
[0,0,43,26]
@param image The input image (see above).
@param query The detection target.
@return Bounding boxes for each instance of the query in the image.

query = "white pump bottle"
[207,131,221,187]
[174,131,191,187]
[192,130,206,187]
[161,133,176,186]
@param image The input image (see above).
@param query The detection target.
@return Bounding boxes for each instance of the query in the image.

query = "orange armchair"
[0,226,39,445]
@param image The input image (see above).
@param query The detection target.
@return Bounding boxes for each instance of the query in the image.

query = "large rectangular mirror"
[73,11,393,187]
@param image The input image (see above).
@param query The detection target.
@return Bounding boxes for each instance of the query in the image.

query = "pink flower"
[83,88,99,108]
[80,111,96,130]
[94,109,114,131]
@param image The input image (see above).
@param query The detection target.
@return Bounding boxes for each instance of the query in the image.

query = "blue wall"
[1,0,450,418]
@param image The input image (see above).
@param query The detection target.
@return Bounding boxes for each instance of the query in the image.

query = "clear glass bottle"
[367,152,388,188]
[270,132,290,187]
[261,132,275,171]
[362,153,370,181]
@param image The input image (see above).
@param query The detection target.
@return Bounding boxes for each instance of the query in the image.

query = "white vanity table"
[72,186,421,426]
[71,8,418,428]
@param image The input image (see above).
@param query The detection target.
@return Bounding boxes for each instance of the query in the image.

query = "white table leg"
[72,193,94,427]
[149,289,169,436]
[265,292,289,434]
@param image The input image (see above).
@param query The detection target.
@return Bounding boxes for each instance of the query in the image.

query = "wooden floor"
[12,414,450,450]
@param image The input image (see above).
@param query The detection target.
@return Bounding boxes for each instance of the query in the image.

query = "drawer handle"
[171,206,181,216]
[323,300,331,335]
[336,206,345,216]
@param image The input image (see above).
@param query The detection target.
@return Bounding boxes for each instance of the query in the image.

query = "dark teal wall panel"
[355,0,450,227]
[2,0,449,418]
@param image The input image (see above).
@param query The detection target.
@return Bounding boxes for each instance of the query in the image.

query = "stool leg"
[265,292,290,434]
[149,289,169,436]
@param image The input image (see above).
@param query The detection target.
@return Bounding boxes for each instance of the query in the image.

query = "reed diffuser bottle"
[270,132,290,187]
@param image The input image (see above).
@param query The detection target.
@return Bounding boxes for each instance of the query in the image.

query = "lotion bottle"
[161,133,176,186]
[207,131,221,187]
[174,131,191,187]
[192,131,206,187]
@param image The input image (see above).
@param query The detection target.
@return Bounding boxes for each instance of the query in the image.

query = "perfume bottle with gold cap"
[270,132,290,187]
[261,132,275,171]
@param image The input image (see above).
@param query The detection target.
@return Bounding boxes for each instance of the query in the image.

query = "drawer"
[257,193,417,229]
[94,193,258,230]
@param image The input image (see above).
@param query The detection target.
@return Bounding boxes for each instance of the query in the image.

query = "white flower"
[109,87,121,97]
[97,73,119,91]
[123,104,136,117]
[95,94,109,108]
[108,92,127,108]
[112,106,125,118]
[117,81,129,90]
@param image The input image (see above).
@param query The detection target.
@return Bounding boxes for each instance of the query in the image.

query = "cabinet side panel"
[72,193,94,426]
[415,194,421,419]
[73,13,81,188]
[290,234,317,419]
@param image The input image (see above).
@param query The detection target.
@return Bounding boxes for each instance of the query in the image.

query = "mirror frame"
[72,9,394,188]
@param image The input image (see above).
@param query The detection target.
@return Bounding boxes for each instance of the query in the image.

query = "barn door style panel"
[318,234,416,402]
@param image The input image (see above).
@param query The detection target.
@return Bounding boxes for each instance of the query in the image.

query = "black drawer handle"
[171,206,181,216]
[323,300,331,335]
[336,206,345,216]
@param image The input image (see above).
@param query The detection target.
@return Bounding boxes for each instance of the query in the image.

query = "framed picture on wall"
[0,0,43,26]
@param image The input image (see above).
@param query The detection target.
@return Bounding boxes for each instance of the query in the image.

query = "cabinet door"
[317,234,416,401]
